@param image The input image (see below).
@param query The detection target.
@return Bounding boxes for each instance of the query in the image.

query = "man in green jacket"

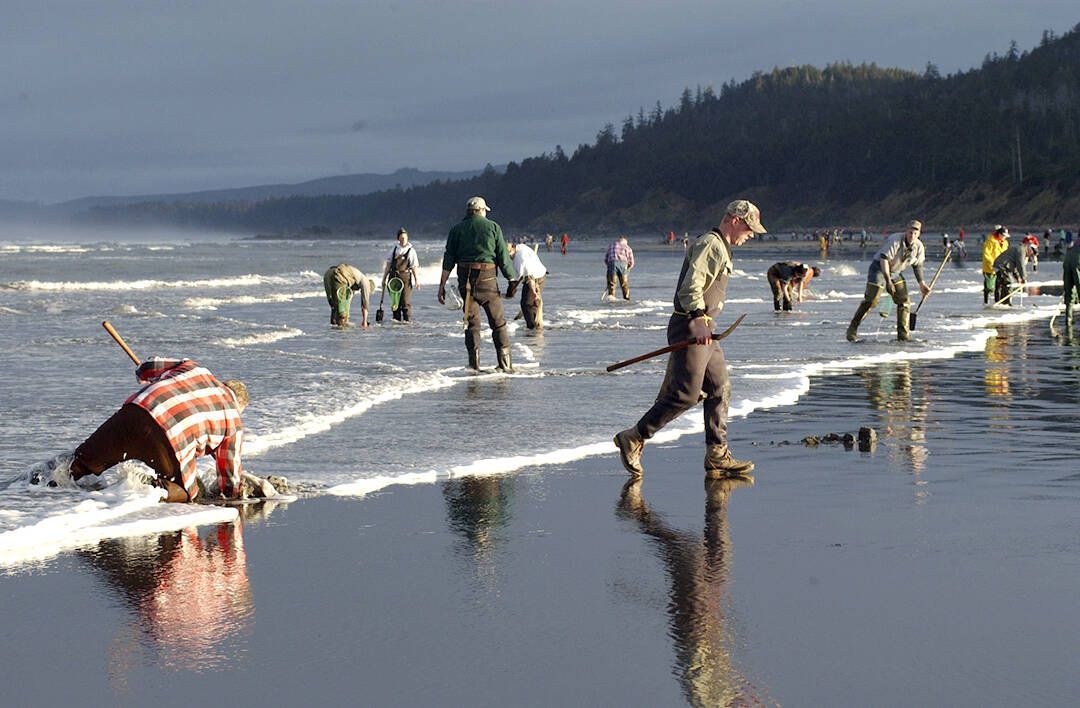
[438,196,517,371]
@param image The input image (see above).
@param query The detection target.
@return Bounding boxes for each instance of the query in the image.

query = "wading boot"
[704,444,754,479]
[894,281,911,341]
[496,346,514,373]
[846,283,879,341]
[613,427,645,476]
[465,341,480,371]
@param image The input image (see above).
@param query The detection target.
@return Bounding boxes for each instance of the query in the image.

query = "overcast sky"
[2,1,1076,203]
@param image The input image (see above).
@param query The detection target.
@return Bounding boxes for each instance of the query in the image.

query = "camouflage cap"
[726,199,767,234]
[907,220,922,230]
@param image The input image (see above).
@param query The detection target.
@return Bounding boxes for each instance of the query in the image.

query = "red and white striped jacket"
[126,357,243,500]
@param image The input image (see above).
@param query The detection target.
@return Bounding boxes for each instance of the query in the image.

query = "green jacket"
[442,214,515,280]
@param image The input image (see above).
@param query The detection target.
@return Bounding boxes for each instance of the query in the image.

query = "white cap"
[466,196,491,212]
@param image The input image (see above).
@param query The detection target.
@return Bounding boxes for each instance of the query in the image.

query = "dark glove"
[505,280,520,298]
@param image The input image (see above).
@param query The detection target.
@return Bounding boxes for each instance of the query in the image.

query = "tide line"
[2,271,319,292]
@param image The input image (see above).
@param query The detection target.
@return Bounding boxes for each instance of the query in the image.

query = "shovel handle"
[102,320,141,365]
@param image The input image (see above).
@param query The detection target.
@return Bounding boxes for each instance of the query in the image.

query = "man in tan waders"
[323,263,373,327]
[613,200,764,480]
[846,220,930,342]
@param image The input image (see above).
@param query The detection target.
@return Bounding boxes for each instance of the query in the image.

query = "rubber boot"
[846,284,879,341]
[465,340,480,371]
[496,346,514,373]
[704,444,754,478]
[619,274,630,300]
[894,280,911,341]
[605,274,616,298]
[613,427,645,475]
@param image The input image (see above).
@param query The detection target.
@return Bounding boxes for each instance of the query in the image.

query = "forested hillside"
[84,25,1080,234]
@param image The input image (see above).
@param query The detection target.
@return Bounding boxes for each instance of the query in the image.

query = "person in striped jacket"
[69,357,248,502]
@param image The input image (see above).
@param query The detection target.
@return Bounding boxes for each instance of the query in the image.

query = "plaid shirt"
[126,358,243,500]
[605,240,635,268]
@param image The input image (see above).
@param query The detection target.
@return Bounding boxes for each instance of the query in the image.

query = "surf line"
[321,328,1010,498]
[4,271,318,292]
[243,371,460,456]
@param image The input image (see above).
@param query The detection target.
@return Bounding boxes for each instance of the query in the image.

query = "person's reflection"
[442,474,515,588]
[78,521,253,686]
[858,361,930,483]
[1050,313,1080,347]
[983,334,1012,399]
[616,477,768,707]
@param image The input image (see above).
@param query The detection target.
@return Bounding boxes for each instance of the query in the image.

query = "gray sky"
[2,0,1076,203]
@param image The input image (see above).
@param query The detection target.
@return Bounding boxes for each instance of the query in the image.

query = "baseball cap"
[466,196,491,212]
[907,220,922,230]
[726,199,767,233]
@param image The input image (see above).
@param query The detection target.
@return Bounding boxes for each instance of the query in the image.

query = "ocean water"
[0,228,1065,568]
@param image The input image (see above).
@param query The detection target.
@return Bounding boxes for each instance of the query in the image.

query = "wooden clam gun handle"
[102,320,141,365]
[606,313,747,372]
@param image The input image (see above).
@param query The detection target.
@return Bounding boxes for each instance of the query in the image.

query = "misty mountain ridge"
[56,167,493,210]
[0,167,496,220]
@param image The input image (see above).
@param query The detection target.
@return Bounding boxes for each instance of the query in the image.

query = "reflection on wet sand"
[1049,312,1080,349]
[79,520,254,690]
[616,477,774,707]
[443,475,515,590]
[858,362,931,492]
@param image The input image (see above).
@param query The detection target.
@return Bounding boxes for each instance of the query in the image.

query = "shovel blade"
[909,312,917,330]
[375,308,384,324]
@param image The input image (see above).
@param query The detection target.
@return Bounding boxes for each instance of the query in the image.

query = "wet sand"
[5,320,1080,707]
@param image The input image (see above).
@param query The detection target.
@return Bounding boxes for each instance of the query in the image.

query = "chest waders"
[462,275,477,369]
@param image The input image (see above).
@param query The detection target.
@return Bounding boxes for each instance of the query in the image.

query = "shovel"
[909,248,951,330]
[375,279,386,323]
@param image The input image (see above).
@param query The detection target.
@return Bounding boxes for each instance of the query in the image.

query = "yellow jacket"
[982,236,1008,274]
